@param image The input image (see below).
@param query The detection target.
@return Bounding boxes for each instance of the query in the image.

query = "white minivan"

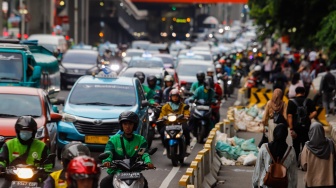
[28,34,68,53]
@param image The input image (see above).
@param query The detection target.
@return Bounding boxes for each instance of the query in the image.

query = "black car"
[59,49,99,89]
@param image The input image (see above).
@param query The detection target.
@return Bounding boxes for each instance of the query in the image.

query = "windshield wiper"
[110,104,133,106]
[0,113,18,117]
[73,102,113,106]
[0,77,20,81]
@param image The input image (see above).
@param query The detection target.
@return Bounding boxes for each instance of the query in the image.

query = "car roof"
[65,49,99,55]
[76,75,135,86]
[153,53,173,58]
[120,67,165,77]
[126,49,145,52]
[0,86,42,95]
[177,59,212,65]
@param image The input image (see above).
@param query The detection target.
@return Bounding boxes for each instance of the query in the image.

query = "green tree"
[316,11,336,63]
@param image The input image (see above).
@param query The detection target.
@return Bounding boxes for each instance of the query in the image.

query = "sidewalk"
[215,91,336,188]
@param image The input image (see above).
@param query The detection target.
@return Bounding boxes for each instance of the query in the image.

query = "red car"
[0,87,62,155]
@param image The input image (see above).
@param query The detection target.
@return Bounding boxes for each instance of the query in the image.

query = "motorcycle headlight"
[168,115,177,122]
[122,52,126,57]
[165,132,170,139]
[14,168,34,179]
[35,126,45,139]
[110,64,120,71]
[227,80,232,85]
[176,132,183,138]
[62,113,77,123]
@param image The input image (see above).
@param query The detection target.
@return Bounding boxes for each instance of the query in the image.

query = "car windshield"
[157,57,174,68]
[128,59,164,68]
[0,53,23,81]
[62,51,97,64]
[40,43,57,52]
[177,63,212,77]
[126,51,143,57]
[69,84,136,106]
[0,94,42,117]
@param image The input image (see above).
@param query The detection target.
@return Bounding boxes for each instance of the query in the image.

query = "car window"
[177,64,212,77]
[136,80,146,101]
[0,53,23,81]
[0,94,42,117]
[129,59,164,68]
[62,51,98,64]
[69,84,136,106]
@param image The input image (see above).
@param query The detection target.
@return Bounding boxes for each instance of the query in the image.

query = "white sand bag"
[243,153,257,166]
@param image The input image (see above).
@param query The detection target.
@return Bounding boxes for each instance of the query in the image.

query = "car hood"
[63,104,138,119]
[62,63,95,70]
[178,75,196,83]
[0,117,45,136]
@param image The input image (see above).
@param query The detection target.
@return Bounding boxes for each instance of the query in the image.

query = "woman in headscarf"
[300,122,335,188]
[252,123,298,188]
[262,88,287,141]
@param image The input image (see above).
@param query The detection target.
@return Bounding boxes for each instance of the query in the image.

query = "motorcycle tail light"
[151,123,156,127]
[180,80,187,86]
[14,168,34,179]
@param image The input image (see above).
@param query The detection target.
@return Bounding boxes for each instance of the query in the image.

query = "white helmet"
[254,65,262,71]
[215,64,222,69]
[164,75,174,82]
[207,67,214,73]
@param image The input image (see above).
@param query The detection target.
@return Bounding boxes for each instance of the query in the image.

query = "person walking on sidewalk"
[319,66,336,116]
[300,122,336,188]
[287,87,317,161]
[252,123,298,188]
[261,88,287,142]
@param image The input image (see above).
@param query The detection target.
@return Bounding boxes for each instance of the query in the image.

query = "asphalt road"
[0,89,228,188]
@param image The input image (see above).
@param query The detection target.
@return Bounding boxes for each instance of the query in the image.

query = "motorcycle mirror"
[184,105,190,110]
[98,152,111,161]
[42,153,56,165]
[137,148,146,156]
[141,100,149,107]
[148,148,157,155]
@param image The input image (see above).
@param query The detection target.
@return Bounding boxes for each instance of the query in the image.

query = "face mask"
[20,131,33,141]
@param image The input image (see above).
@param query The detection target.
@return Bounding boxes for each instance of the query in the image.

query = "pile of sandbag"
[215,131,258,166]
[234,105,264,132]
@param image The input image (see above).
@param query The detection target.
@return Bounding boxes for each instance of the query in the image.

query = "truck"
[0,39,60,102]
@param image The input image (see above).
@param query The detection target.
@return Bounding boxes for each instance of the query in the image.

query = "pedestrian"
[288,73,304,98]
[319,66,336,116]
[300,66,315,98]
[261,88,287,142]
[287,87,317,161]
[300,122,336,188]
[252,123,298,188]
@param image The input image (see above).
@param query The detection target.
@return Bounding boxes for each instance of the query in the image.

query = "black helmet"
[118,111,139,131]
[204,76,214,90]
[61,142,91,169]
[196,71,205,83]
[147,75,157,88]
[134,71,145,84]
[15,116,37,144]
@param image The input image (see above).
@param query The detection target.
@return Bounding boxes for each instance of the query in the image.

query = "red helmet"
[66,156,100,188]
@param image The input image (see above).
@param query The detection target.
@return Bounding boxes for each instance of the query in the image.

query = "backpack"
[263,145,292,188]
[290,98,308,125]
[273,110,287,125]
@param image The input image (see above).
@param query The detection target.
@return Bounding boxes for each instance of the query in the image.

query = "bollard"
[179,175,190,188]
[187,185,195,188]
[224,119,230,136]
[199,149,217,187]
[205,139,220,173]
[190,161,200,188]
[186,168,195,186]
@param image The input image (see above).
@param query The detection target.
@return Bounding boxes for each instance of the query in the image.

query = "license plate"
[85,135,109,144]
[119,172,141,180]
[197,106,210,110]
[11,181,39,188]
[166,125,182,131]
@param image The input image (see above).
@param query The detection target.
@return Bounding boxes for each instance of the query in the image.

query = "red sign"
[131,0,247,3]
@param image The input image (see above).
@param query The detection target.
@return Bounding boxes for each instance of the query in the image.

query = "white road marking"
[159,166,180,188]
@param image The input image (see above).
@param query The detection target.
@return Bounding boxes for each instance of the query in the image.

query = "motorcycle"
[0,154,56,188]
[157,112,188,166]
[147,104,163,148]
[189,99,212,144]
[98,148,156,188]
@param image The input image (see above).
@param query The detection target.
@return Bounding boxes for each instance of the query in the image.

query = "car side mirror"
[31,66,42,80]
[49,113,62,122]
[141,100,149,107]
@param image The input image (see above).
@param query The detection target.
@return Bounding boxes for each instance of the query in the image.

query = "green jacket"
[189,85,216,103]
[103,134,151,175]
[190,82,203,93]
[0,138,52,172]
[146,85,161,104]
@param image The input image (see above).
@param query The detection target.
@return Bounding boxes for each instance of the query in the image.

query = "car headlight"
[62,113,77,123]
[35,126,45,139]
[110,64,120,71]
[168,115,177,122]
[14,168,34,179]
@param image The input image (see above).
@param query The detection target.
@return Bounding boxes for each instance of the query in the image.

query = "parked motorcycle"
[189,99,212,144]
[0,154,56,188]
[98,148,156,188]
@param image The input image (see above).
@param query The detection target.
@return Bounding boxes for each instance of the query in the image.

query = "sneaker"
[163,148,167,155]
[186,145,192,154]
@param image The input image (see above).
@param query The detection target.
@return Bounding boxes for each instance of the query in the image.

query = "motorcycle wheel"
[57,147,62,160]
[170,146,179,167]
[147,127,155,149]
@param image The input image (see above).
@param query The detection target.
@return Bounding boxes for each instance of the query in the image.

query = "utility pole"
[74,0,78,44]
[0,0,3,37]
[20,0,25,40]
[43,0,46,33]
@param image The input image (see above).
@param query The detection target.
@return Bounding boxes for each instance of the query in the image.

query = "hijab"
[270,88,284,112]
[268,123,288,160]
[306,122,331,159]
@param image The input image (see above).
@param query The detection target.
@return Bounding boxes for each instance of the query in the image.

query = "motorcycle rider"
[134,71,151,99]
[206,68,222,123]
[147,75,162,105]
[100,111,155,188]
[162,75,175,103]
[43,142,91,188]
[158,89,191,155]
[66,155,100,188]
[0,116,53,188]
[190,71,206,93]
[215,64,223,74]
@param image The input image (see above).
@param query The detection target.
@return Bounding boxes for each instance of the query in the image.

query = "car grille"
[74,121,119,135]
